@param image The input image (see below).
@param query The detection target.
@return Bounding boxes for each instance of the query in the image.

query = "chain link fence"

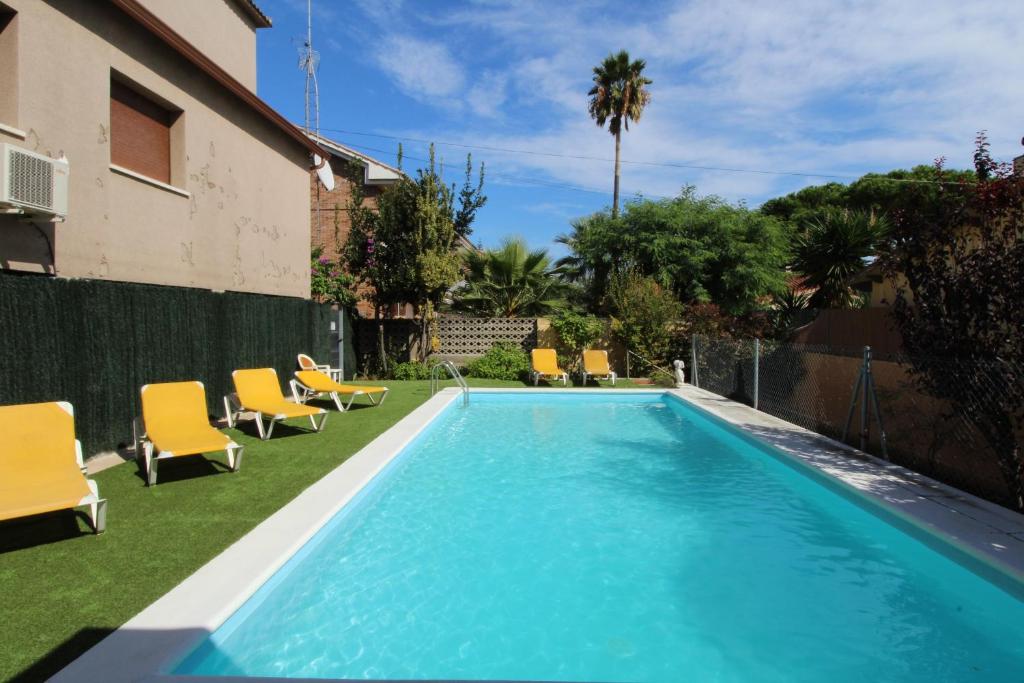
[692,335,1023,511]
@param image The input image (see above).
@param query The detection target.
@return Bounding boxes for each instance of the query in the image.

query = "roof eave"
[229,0,272,28]
[311,134,405,184]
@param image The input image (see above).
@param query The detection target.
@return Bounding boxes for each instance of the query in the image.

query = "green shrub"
[466,342,530,381]
[391,360,432,380]
[651,368,678,387]
[550,310,604,372]
[608,270,683,365]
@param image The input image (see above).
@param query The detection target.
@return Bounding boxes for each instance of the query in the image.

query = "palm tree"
[453,237,566,317]
[792,210,889,308]
[588,50,653,218]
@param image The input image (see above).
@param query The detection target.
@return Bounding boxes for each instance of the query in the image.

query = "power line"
[341,141,671,200]
[313,124,974,187]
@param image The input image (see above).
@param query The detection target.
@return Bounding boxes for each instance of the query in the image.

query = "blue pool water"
[177,393,1024,681]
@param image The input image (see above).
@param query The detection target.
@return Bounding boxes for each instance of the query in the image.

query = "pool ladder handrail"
[430,360,469,406]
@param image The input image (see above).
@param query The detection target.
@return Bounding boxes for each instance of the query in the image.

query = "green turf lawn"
[0,376,643,681]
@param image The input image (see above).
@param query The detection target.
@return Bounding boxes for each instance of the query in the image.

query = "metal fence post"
[753,338,760,410]
[860,346,871,451]
[691,335,699,387]
[342,309,350,382]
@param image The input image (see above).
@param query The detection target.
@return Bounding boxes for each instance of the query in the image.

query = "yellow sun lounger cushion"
[292,370,389,411]
[229,368,327,440]
[582,349,616,386]
[139,381,243,485]
[531,348,568,386]
[0,401,106,533]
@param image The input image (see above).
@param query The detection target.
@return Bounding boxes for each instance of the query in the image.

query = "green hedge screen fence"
[0,273,336,455]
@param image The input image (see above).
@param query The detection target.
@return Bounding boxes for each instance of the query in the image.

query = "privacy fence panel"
[353,316,539,373]
[0,273,333,455]
[693,334,1022,510]
[354,318,419,373]
[437,317,537,356]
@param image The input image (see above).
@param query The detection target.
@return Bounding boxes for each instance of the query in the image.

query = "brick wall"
[309,157,386,318]
[309,157,385,257]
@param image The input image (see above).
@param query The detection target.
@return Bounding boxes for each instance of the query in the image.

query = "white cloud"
[376,34,465,100]
[345,0,1024,207]
[466,70,509,118]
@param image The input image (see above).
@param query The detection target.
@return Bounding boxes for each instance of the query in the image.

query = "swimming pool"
[170,391,1024,682]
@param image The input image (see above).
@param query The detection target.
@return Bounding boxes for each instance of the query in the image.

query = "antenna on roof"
[298,0,319,139]
[299,0,334,241]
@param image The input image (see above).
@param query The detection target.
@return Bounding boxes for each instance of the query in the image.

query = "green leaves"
[465,342,531,381]
[588,50,653,137]
[309,247,356,308]
[607,270,682,365]
[342,146,486,315]
[560,188,790,315]
[550,310,604,372]
[454,237,566,317]
[791,209,889,308]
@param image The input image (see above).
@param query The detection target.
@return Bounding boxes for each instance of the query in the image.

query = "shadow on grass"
[230,419,322,441]
[130,453,233,486]
[0,511,97,554]
[9,627,116,682]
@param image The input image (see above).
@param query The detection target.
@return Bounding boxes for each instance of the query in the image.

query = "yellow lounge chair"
[530,348,568,386]
[139,381,244,486]
[0,401,106,533]
[582,349,617,386]
[226,368,327,440]
[297,353,341,381]
[290,370,389,411]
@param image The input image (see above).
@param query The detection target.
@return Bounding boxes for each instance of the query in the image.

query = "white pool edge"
[669,385,1024,582]
[53,388,463,683]
[52,387,1024,683]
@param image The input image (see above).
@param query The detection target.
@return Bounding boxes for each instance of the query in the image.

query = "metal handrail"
[625,349,672,380]
[431,360,469,406]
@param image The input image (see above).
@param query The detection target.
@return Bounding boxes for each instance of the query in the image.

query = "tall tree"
[453,237,565,317]
[344,146,486,369]
[588,50,652,218]
[760,166,977,236]
[882,134,1024,509]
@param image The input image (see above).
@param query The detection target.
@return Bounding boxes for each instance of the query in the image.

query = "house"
[307,134,404,317]
[308,134,403,260]
[849,261,903,308]
[307,133,478,319]
[0,0,324,299]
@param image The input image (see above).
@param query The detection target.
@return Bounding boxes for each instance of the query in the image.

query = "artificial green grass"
[0,377,644,681]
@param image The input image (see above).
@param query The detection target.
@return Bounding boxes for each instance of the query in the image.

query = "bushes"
[550,310,603,373]
[466,342,530,381]
[390,360,432,380]
[607,270,682,364]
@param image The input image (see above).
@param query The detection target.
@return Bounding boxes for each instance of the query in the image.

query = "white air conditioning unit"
[0,143,69,220]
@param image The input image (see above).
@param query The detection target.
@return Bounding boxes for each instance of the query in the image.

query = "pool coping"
[668,385,1024,583]
[52,387,1024,682]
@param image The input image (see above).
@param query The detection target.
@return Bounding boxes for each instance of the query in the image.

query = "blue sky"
[255,0,1024,256]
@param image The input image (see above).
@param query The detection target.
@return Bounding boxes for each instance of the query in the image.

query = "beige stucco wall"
[135,0,259,91]
[0,0,310,299]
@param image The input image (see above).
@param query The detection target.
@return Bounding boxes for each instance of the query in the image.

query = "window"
[0,5,17,128]
[110,77,180,185]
